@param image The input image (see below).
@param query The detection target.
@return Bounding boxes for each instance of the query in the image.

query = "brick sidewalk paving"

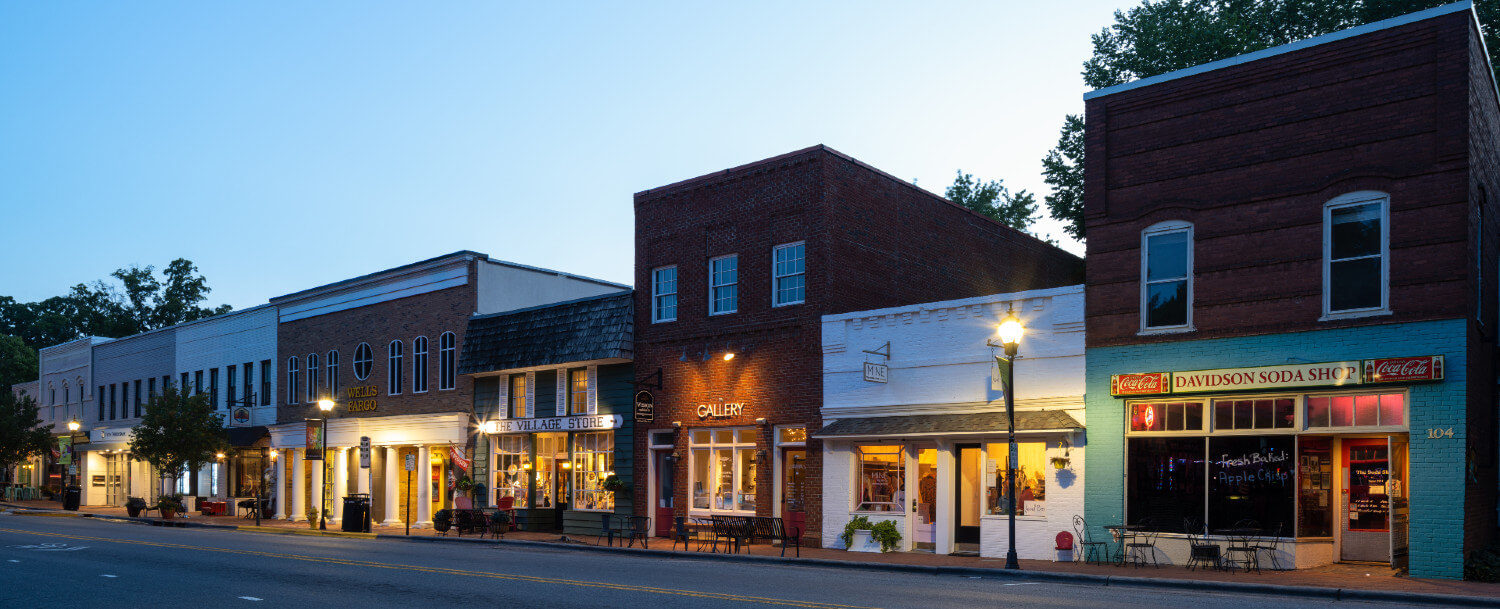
[7,499,1498,599]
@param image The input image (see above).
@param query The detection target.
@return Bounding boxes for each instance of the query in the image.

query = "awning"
[226,426,270,447]
[813,411,1082,440]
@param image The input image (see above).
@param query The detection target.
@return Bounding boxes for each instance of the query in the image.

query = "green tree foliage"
[946,170,1041,233]
[0,335,40,392]
[0,259,231,356]
[128,384,228,490]
[0,389,53,484]
[1042,0,1500,242]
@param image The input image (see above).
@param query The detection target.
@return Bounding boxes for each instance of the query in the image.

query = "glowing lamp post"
[993,309,1024,570]
[316,398,335,530]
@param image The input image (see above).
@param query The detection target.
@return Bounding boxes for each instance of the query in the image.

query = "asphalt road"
[0,514,1440,609]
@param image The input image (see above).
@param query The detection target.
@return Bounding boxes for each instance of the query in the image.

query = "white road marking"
[238,596,263,601]
[7,559,18,563]
[1001,583,1039,586]
[100,574,117,578]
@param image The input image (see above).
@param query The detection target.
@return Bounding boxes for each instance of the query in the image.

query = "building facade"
[30,336,108,494]
[632,146,1085,544]
[818,286,1086,558]
[1081,3,1498,579]
[459,291,634,535]
[86,326,176,506]
[268,251,624,528]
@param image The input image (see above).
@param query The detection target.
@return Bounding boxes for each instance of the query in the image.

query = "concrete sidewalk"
[7,498,1498,603]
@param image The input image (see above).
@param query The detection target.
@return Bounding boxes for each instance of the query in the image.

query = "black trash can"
[342,494,371,533]
[62,486,81,511]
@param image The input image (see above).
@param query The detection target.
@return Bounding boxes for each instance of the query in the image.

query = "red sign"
[1364,356,1444,383]
[1111,373,1169,396]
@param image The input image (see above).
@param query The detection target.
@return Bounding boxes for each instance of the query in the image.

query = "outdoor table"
[1103,525,1146,566]
[1211,528,1262,572]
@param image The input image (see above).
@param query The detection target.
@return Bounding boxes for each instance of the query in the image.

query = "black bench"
[750,516,801,557]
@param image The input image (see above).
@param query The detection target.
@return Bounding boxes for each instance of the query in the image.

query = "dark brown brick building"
[631,145,1083,544]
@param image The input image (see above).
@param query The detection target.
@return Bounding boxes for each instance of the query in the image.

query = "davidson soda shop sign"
[1110,356,1443,396]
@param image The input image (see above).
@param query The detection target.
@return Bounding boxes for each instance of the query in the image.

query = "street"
[0,514,1445,609]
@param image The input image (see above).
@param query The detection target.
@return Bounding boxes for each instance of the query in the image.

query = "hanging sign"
[230,407,252,427]
[359,436,371,469]
[634,390,655,423]
[304,419,324,461]
[863,362,889,383]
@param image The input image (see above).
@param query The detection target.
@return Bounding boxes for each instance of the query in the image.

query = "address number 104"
[1426,428,1455,439]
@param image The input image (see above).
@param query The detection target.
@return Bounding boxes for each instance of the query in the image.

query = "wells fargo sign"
[1110,356,1443,396]
[345,385,377,412]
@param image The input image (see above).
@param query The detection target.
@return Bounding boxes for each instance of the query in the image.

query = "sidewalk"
[7,498,1499,602]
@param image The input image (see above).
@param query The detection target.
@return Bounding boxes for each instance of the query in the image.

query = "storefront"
[482,411,628,532]
[1105,355,1441,568]
[79,426,155,506]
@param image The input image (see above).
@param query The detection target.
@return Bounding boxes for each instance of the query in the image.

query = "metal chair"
[1183,518,1222,571]
[1124,518,1160,567]
[1073,515,1109,565]
[597,513,616,546]
[1253,522,1286,570]
[1224,519,1261,573]
[625,516,652,548]
[671,516,694,551]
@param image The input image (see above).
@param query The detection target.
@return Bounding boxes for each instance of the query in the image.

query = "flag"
[447,468,457,491]
[449,444,471,472]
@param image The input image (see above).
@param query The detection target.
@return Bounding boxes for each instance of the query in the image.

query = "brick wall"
[1464,16,1500,559]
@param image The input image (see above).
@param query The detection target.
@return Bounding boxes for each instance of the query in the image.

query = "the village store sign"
[1111,355,1443,396]
[493,414,623,434]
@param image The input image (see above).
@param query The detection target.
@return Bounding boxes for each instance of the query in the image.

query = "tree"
[0,335,39,392]
[128,384,228,494]
[0,389,52,485]
[1041,0,1500,242]
[946,170,1040,233]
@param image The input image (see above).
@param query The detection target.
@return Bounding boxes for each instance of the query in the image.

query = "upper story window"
[287,357,300,404]
[327,350,340,396]
[652,266,678,323]
[412,336,429,393]
[509,374,528,418]
[388,340,404,395]
[1141,221,1193,332]
[353,343,373,381]
[439,332,456,390]
[709,255,738,315]
[306,354,319,402]
[1324,192,1389,318]
[569,368,588,415]
[62,384,68,404]
[773,242,806,306]
[49,385,55,405]
[259,360,271,406]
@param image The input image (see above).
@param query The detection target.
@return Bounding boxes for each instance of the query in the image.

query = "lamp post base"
[1005,549,1020,570]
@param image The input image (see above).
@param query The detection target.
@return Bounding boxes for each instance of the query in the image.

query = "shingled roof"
[458,291,633,374]
[813,411,1081,438]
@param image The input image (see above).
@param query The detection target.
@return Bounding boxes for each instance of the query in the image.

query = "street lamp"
[66,419,81,490]
[991,308,1024,570]
[316,398,335,530]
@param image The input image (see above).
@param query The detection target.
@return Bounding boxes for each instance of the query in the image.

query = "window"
[1126,437,1205,529]
[412,336,429,393]
[568,368,588,415]
[855,445,904,512]
[118,383,126,419]
[986,441,1047,516]
[49,386,55,405]
[259,360,271,406]
[572,431,615,511]
[494,435,532,508]
[1129,402,1206,432]
[97,385,105,421]
[353,343,373,381]
[709,255,738,315]
[109,384,116,420]
[306,354,319,402]
[652,266,678,322]
[439,332,456,390]
[773,242,806,306]
[194,370,204,395]
[181,372,189,393]
[226,366,237,408]
[133,379,142,417]
[243,363,254,405]
[387,341,403,395]
[508,374,527,418]
[287,357,299,404]
[209,368,219,409]
[1213,398,1294,430]
[689,428,758,513]
[1141,221,1192,331]
[1208,436,1294,531]
[1305,393,1405,428]
[1324,192,1389,316]
[327,351,339,396]
[63,384,69,404]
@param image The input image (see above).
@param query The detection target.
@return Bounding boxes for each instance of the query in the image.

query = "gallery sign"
[1110,356,1444,397]
[492,414,623,434]
[697,399,746,419]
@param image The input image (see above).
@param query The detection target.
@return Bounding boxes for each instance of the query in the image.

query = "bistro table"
[1211,528,1263,572]
[1102,525,1146,566]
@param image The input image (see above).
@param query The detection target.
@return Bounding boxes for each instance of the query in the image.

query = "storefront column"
[934,441,956,556]
[310,455,325,523]
[416,445,432,527]
[381,446,401,526]
[290,448,306,522]
[273,449,288,519]
[331,448,349,524]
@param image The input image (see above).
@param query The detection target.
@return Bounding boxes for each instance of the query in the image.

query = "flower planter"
[161,509,177,520]
[848,530,882,553]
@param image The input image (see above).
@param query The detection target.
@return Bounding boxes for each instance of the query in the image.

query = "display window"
[855,445,904,512]
[571,431,614,512]
[1306,393,1404,429]
[689,428,757,513]
[985,442,1046,516]
[494,435,532,508]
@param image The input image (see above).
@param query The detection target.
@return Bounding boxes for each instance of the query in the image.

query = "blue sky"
[1,1,1128,310]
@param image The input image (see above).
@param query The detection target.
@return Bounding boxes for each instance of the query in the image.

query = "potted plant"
[125,497,148,518]
[1051,456,1070,470]
[455,476,474,494]
[156,494,185,520]
[433,508,453,533]
[602,474,629,494]
[840,515,901,552]
[305,506,319,529]
[869,520,902,552]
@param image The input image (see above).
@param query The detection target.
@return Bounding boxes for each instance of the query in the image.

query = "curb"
[238,526,376,540]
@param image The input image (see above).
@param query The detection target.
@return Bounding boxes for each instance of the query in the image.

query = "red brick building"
[632,145,1083,544]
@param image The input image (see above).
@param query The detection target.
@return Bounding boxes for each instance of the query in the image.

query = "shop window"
[1212,398,1294,431]
[772,242,806,306]
[777,426,807,444]
[709,255,738,315]
[509,374,528,418]
[231,450,264,498]
[689,428,758,513]
[985,442,1046,516]
[1305,393,1404,428]
[494,435,531,508]
[1141,221,1192,331]
[387,341,403,395]
[353,343,373,381]
[1129,402,1204,432]
[1126,437,1205,530]
[1297,437,1334,537]
[568,368,587,415]
[439,332,456,390]
[855,445,904,512]
[1207,436,1294,531]
[652,266,677,323]
[412,336,429,393]
[572,431,615,512]
[1324,192,1389,316]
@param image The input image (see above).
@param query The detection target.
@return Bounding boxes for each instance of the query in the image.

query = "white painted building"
[86,326,177,506]
[818,285,1085,559]
[22,336,111,494]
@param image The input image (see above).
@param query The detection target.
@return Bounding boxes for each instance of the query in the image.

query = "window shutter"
[525,371,536,417]
[586,365,598,415]
[496,377,509,420]
[556,370,567,416]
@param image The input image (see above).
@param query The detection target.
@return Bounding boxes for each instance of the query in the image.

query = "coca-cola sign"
[1112,373,1170,396]
[1364,356,1444,383]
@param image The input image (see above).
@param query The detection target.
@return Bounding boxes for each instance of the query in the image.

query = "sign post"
[404,453,415,536]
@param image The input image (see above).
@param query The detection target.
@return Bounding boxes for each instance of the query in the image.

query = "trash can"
[62,486,81,511]
[342,494,371,532]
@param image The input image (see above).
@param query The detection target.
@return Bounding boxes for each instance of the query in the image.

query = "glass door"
[1341,439,1391,562]
[653,448,674,536]
[914,448,937,548]
[1389,436,1409,569]
[955,444,981,545]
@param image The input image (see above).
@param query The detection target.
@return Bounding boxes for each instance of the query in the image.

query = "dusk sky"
[2,2,1129,311]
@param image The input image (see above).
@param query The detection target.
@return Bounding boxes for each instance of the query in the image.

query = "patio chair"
[1254,522,1286,570]
[1183,518,1221,571]
[597,513,616,546]
[625,516,652,548]
[1124,518,1161,567]
[495,496,517,531]
[1224,519,1261,573]
[483,509,509,540]
[671,516,694,551]
[1073,515,1109,565]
